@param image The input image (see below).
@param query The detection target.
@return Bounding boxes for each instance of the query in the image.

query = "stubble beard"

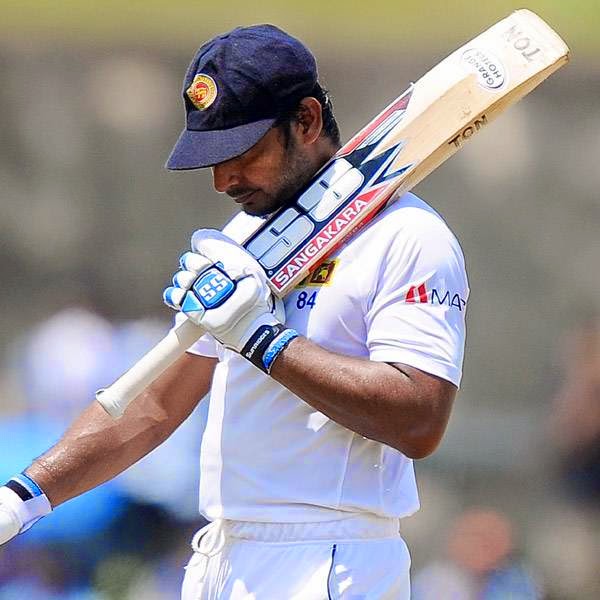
[242,144,315,218]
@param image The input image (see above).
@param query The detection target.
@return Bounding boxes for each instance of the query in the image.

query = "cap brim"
[165,118,276,170]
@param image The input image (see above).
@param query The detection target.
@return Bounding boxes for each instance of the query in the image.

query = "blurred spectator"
[0,414,127,543]
[0,306,207,598]
[412,508,542,599]
[0,542,100,599]
[13,306,166,423]
[6,304,207,517]
[547,319,600,505]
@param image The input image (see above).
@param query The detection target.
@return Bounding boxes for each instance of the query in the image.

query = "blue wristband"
[263,329,299,373]
[240,325,299,374]
[6,473,45,501]
[3,472,52,534]
[15,473,44,497]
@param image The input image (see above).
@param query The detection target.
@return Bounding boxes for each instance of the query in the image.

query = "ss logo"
[193,268,235,309]
[246,158,363,269]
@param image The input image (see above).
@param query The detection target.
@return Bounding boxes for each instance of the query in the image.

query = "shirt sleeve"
[364,219,469,387]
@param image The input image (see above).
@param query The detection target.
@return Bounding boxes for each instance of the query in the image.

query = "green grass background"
[1,1,595,59]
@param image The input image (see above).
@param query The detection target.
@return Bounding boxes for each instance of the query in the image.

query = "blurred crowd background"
[1,1,598,598]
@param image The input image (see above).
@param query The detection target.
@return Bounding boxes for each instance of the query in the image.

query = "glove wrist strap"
[241,324,299,374]
[6,473,45,501]
[3,473,52,533]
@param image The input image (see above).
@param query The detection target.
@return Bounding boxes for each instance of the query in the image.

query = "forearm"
[26,401,169,507]
[270,337,454,457]
[26,354,216,507]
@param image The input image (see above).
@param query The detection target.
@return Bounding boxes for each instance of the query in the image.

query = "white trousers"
[181,514,411,599]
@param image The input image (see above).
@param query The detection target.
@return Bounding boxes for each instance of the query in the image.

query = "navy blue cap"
[166,24,318,170]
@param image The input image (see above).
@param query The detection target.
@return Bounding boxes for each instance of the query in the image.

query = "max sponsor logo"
[405,283,466,311]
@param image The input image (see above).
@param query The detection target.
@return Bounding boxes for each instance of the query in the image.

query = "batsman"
[0,25,468,598]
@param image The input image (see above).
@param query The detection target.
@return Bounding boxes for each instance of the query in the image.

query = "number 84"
[296,291,317,310]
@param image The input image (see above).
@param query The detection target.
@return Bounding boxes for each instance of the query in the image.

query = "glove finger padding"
[200,274,266,345]
[179,251,213,274]
[191,229,269,285]
[172,269,199,289]
[163,286,187,311]
[163,228,297,373]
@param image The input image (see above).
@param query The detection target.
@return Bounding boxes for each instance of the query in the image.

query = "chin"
[241,204,269,218]
[242,196,285,218]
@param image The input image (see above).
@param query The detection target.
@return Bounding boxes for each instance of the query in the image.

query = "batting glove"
[164,230,298,373]
[0,473,52,546]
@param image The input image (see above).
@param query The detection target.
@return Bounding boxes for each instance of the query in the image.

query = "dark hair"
[274,83,341,149]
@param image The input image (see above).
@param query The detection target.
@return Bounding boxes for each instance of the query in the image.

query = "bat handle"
[96,318,205,418]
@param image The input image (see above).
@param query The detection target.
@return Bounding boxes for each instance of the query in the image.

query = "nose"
[212,160,240,194]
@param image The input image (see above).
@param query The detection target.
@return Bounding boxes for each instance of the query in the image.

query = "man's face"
[211,125,313,217]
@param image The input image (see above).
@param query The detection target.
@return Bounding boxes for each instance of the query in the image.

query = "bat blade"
[96,9,569,417]
[245,8,569,296]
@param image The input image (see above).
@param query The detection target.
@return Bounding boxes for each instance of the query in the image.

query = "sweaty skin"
[27,355,217,507]
[270,342,455,458]
[25,96,455,509]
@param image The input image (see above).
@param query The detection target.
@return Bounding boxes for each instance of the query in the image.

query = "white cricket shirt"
[186,192,469,523]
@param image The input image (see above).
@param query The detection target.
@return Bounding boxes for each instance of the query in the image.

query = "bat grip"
[95,318,205,418]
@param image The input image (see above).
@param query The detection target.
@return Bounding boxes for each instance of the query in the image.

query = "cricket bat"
[97,9,569,417]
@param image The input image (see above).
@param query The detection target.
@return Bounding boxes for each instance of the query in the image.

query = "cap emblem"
[186,74,218,110]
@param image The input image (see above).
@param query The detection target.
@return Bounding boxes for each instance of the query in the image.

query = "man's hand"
[164,230,297,373]
[0,476,52,546]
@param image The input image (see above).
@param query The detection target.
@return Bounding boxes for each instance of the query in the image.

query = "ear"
[292,97,323,146]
